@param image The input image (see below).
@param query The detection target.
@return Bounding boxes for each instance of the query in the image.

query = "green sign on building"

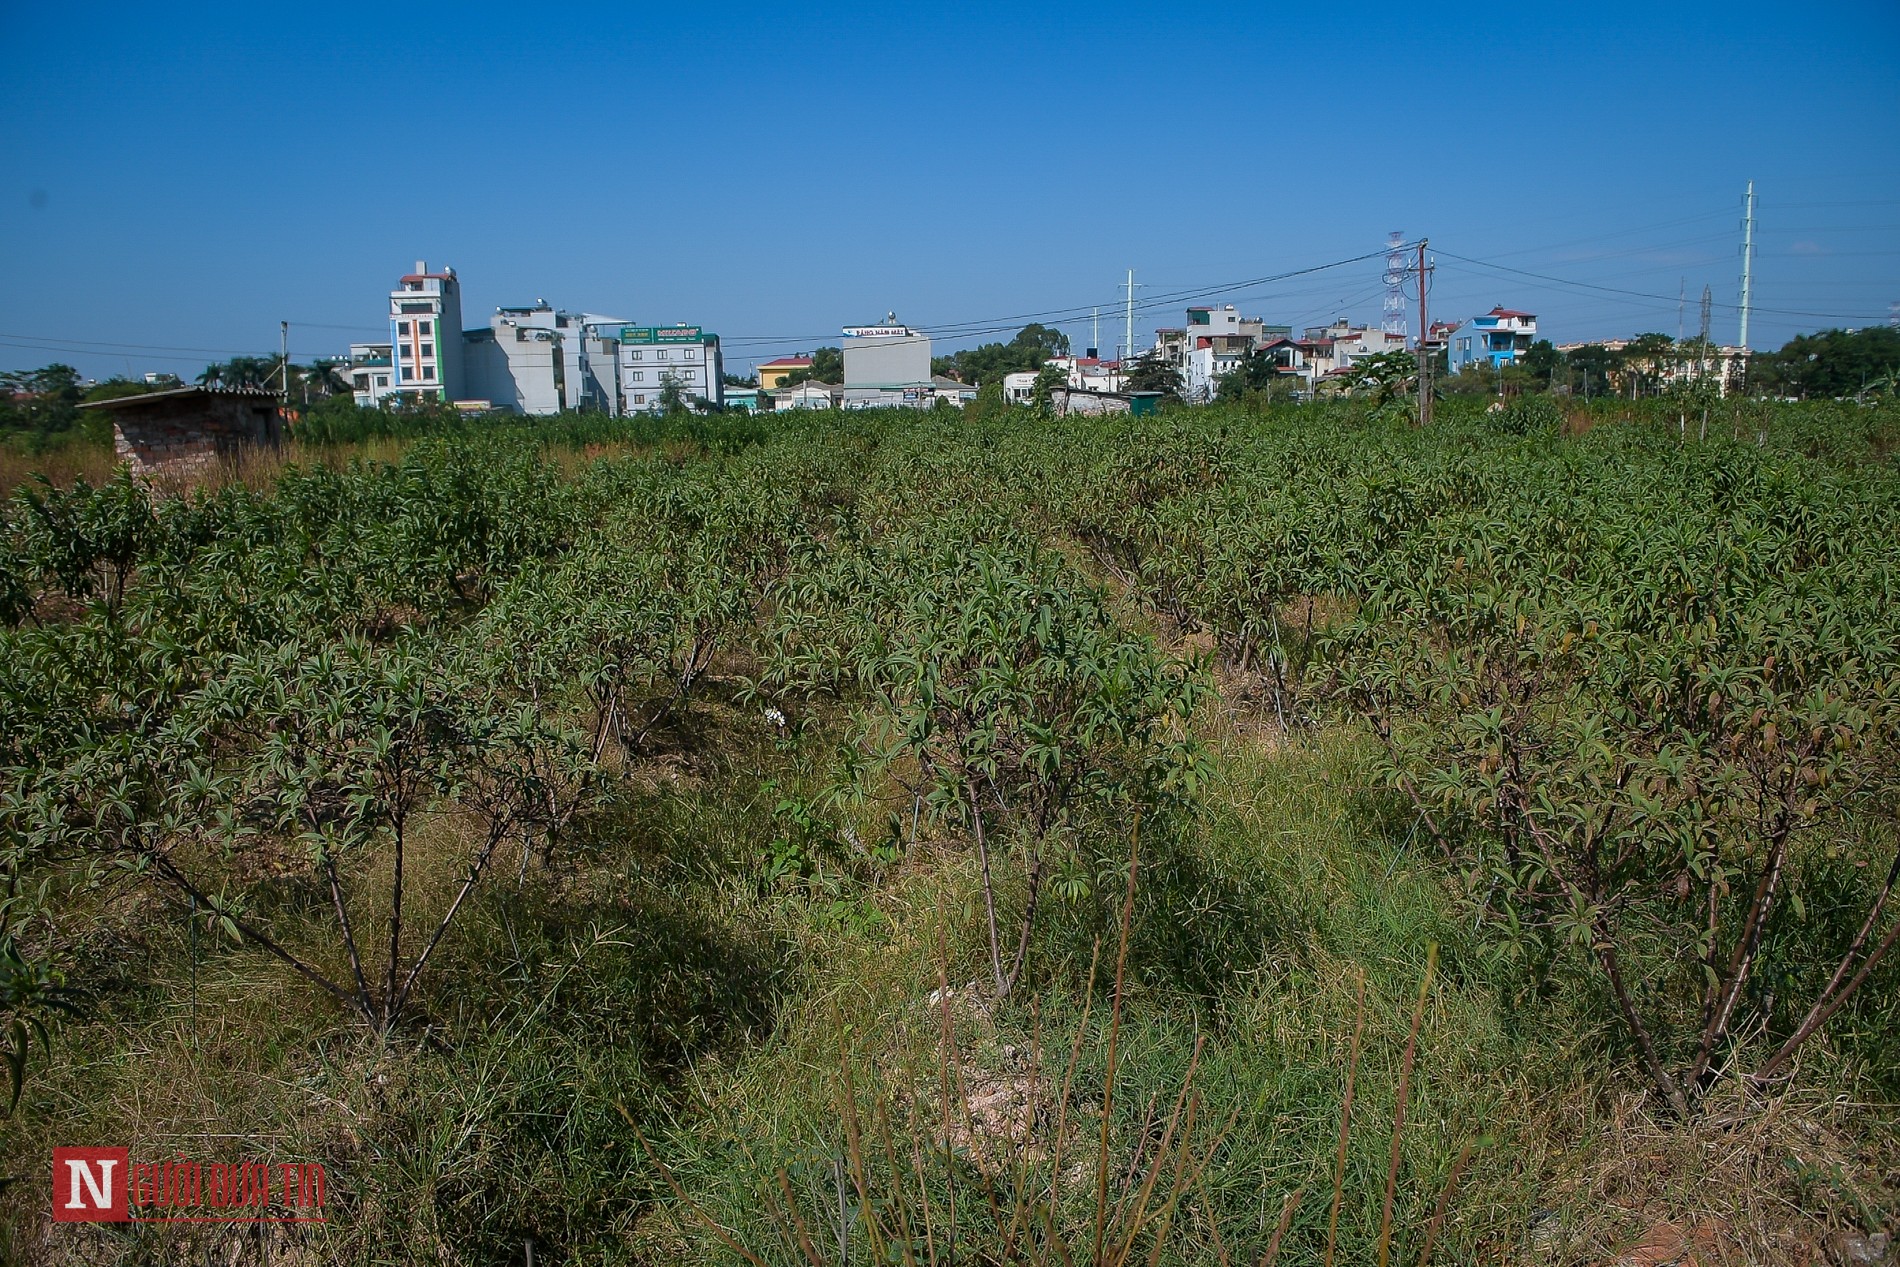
[619,325,706,345]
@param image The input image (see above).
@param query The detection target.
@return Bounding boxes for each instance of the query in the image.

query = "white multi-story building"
[843,315,933,408]
[618,325,723,414]
[1151,306,1294,400]
[344,343,396,407]
[344,263,735,416]
[465,303,627,414]
[387,262,465,403]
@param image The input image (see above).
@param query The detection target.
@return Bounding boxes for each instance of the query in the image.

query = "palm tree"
[302,361,349,400]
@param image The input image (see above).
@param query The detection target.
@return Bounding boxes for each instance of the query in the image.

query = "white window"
[633,394,646,404]
[374,375,388,387]
[629,371,643,382]
[656,349,670,360]
[626,349,642,361]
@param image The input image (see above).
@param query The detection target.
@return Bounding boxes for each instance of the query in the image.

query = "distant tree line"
[930,324,1070,386]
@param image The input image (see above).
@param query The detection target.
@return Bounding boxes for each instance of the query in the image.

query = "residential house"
[1447,308,1538,374]
[775,380,840,410]
[757,356,812,389]
[931,376,978,407]
[344,343,395,407]
[1554,338,1751,397]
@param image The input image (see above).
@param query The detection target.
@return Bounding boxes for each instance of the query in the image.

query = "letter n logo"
[52,1147,129,1222]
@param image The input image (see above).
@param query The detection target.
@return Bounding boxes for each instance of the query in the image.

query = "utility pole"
[1738,180,1756,350]
[1415,240,1432,427]
[1700,286,1714,378]
[1124,270,1138,365]
[1092,307,1100,358]
[280,321,290,408]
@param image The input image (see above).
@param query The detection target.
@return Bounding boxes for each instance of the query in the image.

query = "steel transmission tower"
[1382,231,1408,340]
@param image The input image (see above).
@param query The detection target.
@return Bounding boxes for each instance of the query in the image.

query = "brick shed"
[78,386,284,479]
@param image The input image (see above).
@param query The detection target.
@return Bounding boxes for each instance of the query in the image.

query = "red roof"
[399,274,453,284]
[1488,308,1535,319]
[759,356,813,369]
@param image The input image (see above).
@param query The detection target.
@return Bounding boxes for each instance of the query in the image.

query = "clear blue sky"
[2,1,1896,380]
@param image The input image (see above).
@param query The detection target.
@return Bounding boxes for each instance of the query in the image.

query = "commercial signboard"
[842,326,914,338]
[619,326,704,345]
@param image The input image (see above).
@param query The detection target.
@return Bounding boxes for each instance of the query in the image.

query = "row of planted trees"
[0,429,1210,1107]
[1,402,1896,1131]
[1020,409,1900,1115]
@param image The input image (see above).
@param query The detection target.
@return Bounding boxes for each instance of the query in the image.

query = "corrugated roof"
[79,386,280,411]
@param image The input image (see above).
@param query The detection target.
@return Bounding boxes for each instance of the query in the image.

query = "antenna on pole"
[1382,231,1408,340]
[1738,180,1757,350]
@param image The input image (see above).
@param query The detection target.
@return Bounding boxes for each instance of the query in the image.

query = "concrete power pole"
[1415,240,1432,427]
[1739,180,1757,350]
[1124,269,1137,365]
[280,321,290,408]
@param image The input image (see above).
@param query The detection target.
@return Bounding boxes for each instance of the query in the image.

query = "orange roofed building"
[757,356,813,389]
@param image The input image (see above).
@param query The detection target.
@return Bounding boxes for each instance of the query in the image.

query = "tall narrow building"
[388,261,465,402]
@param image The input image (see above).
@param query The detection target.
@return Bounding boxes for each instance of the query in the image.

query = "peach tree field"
[0,398,1895,1264]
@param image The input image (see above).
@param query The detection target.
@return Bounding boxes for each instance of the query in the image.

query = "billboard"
[619,326,705,345]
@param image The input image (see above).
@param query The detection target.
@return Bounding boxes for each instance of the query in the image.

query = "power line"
[716,245,1410,350]
[1432,250,1882,323]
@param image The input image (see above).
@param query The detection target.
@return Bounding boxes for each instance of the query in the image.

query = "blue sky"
[2,1,1896,380]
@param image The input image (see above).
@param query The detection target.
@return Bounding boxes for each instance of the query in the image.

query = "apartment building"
[1151,305,1297,400]
[387,262,465,402]
[465,303,626,414]
[619,325,723,414]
